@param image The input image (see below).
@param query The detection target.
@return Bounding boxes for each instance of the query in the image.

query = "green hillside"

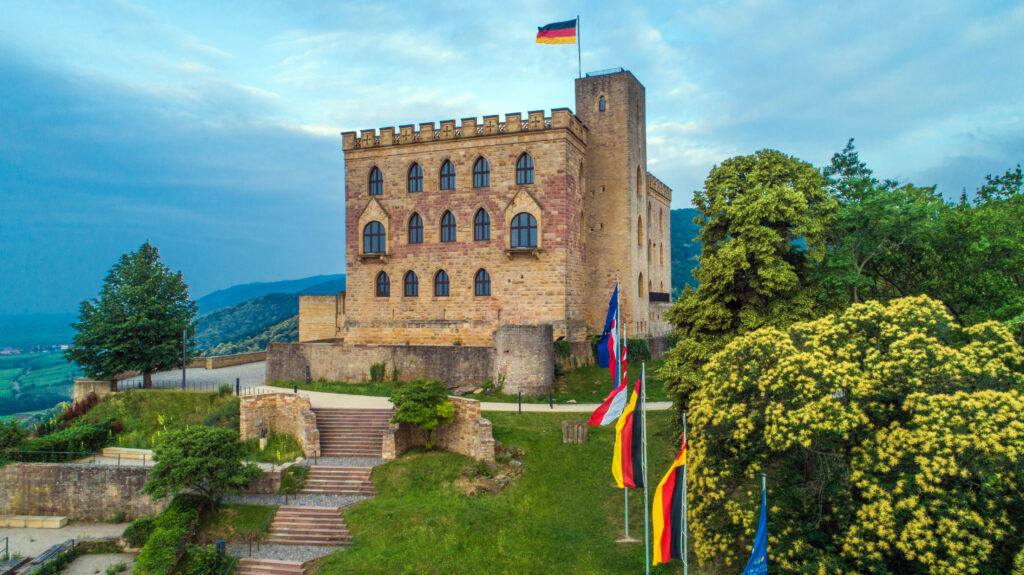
[204,316,298,356]
[670,208,702,295]
[196,274,344,314]
[194,293,298,350]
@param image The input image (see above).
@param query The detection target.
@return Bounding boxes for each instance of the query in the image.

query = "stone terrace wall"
[493,324,553,396]
[267,341,494,391]
[383,397,494,462]
[206,351,267,369]
[72,379,117,403]
[240,393,320,457]
[0,463,165,520]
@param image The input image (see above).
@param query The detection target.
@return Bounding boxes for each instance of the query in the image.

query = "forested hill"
[670,208,702,295]
[196,274,345,315]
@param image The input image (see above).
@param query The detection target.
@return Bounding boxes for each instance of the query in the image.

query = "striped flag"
[612,378,644,488]
[588,378,628,426]
[536,18,577,44]
[652,433,687,565]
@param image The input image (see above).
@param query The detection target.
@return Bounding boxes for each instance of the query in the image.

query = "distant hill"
[670,208,702,295]
[203,316,298,356]
[298,277,347,296]
[196,274,345,315]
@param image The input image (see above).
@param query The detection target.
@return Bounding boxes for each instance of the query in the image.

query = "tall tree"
[144,426,261,508]
[661,149,836,407]
[65,242,198,387]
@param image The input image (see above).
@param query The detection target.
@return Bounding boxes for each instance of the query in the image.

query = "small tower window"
[599,96,606,112]
[473,157,490,188]
[638,273,644,297]
[404,271,418,297]
[375,272,390,297]
[510,212,538,249]
[369,167,383,196]
[408,163,423,193]
[474,269,491,296]
[440,211,457,243]
[440,160,455,190]
[434,270,450,297]
[363,221,386,254]
[474,208,490,241]
[408,213,423,244]
[516,153,534,185]
[637,216,643,245]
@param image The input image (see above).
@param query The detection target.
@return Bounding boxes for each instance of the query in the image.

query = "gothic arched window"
[516,153,534,185]
[404,271,418,297]
[434,270,449,297]
[510,212,537,249]
[363,221,385,254]
[408,163,423,193]
[599,95,606,112]
[440,211,457,243]
[440,160,456,191]
[369,167,383,196]
[408,213,423,244]
[375,272,390,297]
[473,157,490,188]
[474,269,491,296]
[474,209,490,241]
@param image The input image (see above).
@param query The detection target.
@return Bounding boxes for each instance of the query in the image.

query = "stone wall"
[493,324,553,396]
[72,379,117,403]
[267,341,494,391]
[205,351,267,369]
[239,393,320,457]
[383,396,494,462]
[0,463,165,520]
[299,294,345,342]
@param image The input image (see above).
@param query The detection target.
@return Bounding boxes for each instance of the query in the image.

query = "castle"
[267,69,674,395]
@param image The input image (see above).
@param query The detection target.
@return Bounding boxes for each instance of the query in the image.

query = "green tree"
[389,379,454,450]
[661,149,837,407]
[687,296,1024,574]
[143,426,261,508]
[65,242,198,387]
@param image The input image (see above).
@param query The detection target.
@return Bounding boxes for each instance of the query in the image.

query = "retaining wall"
[72,379,117,403]
[205,351,267,369]
[0,463,165,520]
[383,397,494,462]
[239,393,320,458]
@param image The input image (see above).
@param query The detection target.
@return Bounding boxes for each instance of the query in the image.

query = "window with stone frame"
[440,160,456,190]
[474,208,490,241]
[473,157,490,188]
[404,271,418,297]
[516,153,534,185]
[408,213,423,244]
[474,269,491,296]
[510,212,537,249]
[369,166,383,196]
[440,210,457,243]
[434,270,449,297]
[376,272,390,297]
[408,163,423,193]
[363,221,386,254]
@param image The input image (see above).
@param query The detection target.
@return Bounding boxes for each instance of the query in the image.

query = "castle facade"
[276,69,673,394]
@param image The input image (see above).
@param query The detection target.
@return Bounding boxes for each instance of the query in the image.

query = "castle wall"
[383,396,494,462]
[299,293,345,342]
[266,341,495,390]
[0,463,165,521]
[493,324,554,396]
[341,110,587,345]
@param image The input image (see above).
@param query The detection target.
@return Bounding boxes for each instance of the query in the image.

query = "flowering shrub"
[688,296,1024,574]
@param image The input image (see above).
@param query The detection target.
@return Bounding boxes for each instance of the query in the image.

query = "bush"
[389,380,454,450]
[180,544,227,575]
[625,338,650,363]
[134,495,206,575]
[123,517,156,548]
[0,419,27,450]
[553,340,572,359]
[217,383,233,395]
[105,562,128,575]
[19,419,118,457]
[144,427,261,508]
[369,362,387,382]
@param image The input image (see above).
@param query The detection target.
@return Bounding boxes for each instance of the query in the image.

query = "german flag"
[652,435,687,566]
[611,379,644,488]
[536,19,577,45]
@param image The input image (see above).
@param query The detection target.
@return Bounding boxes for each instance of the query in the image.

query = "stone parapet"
[0,463,165,521]
[239,393,320,458]
[383,396,494,462]
[72,379,116,403]
[205,351,267,369]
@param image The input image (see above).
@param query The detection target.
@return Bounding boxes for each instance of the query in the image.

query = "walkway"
[120,362,267,392]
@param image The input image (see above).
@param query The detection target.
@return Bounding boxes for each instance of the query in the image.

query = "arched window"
[369,167,383,196]
[638,273,644,297]
[473,157,490,188]
[440,211,457,243]
[510,212,537,249]
[474,208,490,241]
[408,213,423,244]
[660,243,664,266]
[659,208,663,231]
[637,216,643,245]
[404,271,418,297]
[599,95,606,112]
[375,272,390,297]
[408,163,423,193]
[474,269,491,296]
[516,153,534,185]
[648,241,652,263]
[363,221,385,254]
[647,202,652,224]
[434,270,449,297]
[440,160,455,190]
[636,166,643,198]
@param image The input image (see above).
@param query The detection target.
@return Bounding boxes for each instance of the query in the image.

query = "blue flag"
[742,478,768,575]
[596,284,618,368]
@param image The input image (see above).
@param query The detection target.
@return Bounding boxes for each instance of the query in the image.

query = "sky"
[1,0,1022,315]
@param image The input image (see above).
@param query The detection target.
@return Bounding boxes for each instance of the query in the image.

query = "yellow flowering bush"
[688,296,1024,574]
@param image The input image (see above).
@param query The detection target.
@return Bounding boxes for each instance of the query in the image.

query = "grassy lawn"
[196,503,274,545]
[89,389,241,449]
[271,359,672,405]
[243,432,305,463]
[314,410,696,575]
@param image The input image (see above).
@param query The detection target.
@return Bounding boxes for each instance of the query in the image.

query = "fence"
[115,376,270,396]
[23,539,75,575]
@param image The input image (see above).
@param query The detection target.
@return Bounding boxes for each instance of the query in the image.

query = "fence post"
[236,378,240,396]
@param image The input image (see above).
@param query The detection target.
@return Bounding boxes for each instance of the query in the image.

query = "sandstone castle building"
[268,69,674,395]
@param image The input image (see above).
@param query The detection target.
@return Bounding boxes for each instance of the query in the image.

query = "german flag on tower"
[611,378,644,488]
[652,434,687,565]
[536,18,577,44]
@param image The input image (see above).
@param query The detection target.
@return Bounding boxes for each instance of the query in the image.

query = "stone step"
[268,518,347,528]
[276,506,341,516]
[235,558,306,575]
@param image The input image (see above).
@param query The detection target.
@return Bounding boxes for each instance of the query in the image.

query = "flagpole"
[615,272,629,541]
[682,410,688,575]
[576,15,582,79]
[642,362,651,574]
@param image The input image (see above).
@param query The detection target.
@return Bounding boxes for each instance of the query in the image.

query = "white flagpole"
[642,362,651,574]
[683,410,689,575]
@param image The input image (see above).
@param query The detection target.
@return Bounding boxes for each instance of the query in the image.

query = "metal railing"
[222,457,313,574]
[1,450,99,464]
[1,536,8,562]
[24,539,74,575]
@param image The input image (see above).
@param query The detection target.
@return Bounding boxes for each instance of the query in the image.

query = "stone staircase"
[264,506,352,547]
[300,466,376,496]
[314,408,394,457]
[234,557,307,575]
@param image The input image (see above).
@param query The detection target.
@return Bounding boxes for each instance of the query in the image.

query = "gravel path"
[311,456,384,467]
[64,553,135,575]
[227,493,369,508]
[0,523,128,557]
[236,544,342,563]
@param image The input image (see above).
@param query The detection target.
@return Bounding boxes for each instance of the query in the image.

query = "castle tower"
[576,69,654,337]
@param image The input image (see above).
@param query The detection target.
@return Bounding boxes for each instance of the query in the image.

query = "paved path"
[64,553,135,575]
[119,362,267,392]
[0,522,128,557]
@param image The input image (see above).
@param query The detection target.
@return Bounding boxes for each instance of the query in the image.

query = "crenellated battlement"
[341,108,587,151]
[646,171,673,203]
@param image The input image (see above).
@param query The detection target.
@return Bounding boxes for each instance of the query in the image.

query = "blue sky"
[1,1,1022,314]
